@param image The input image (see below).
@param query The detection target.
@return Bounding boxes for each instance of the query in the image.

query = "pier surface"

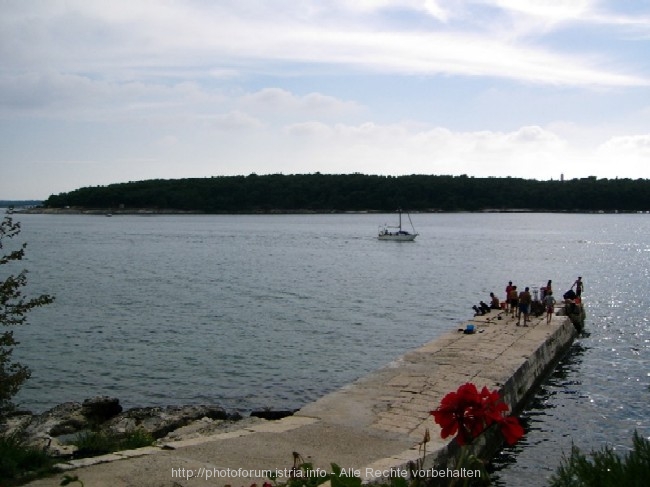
[24,309,576,487]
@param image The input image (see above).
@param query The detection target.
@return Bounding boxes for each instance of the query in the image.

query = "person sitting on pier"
[490,292,500,309]
[563,289,576,301]
[530,299,545,317]
[540,280,552,300]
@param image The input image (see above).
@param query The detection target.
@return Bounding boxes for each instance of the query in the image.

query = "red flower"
[479,386,510,425]
[495,415,524,445]
[430,383,484,445]
[430,382,523,446]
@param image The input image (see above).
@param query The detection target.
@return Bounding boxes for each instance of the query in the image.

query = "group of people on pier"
[497,277,584,326]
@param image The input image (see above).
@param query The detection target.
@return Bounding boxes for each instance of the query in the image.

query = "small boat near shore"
[378,209,418,241]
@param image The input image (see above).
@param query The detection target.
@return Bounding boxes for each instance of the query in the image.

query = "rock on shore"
[0,396,245,457]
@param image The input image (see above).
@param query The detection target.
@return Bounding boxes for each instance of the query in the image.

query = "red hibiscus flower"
[495,415,525,445]
[430,382,487,445]
[430,383,523,446]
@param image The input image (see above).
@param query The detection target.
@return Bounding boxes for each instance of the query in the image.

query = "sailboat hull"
[377,232,417,241]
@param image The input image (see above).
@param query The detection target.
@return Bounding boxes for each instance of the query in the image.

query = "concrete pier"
[24,309,577,487]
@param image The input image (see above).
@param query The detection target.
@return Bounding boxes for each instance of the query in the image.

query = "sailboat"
[378,209,418,241]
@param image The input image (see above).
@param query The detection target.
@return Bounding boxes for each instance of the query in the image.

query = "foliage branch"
[0,214,54,414]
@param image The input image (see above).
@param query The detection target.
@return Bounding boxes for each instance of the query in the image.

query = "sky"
[1,1,650,200]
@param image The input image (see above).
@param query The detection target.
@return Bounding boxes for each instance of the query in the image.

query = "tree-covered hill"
[42,174,650,213]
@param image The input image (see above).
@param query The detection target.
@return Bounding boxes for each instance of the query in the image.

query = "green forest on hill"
[42,174,650,212]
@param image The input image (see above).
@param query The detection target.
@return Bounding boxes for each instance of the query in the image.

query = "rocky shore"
[0,396,286,458]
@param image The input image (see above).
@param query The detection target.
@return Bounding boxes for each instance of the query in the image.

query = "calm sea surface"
[7,212,650,485]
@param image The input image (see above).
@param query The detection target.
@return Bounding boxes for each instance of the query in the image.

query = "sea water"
[7,212,650,485]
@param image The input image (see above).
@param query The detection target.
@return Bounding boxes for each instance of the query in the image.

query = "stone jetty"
[23,306,577,487]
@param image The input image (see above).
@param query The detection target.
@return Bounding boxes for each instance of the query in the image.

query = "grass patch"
[70,428,154,458]
[0,428,154,486]
[550,430,650,487]
[0,433,58,486]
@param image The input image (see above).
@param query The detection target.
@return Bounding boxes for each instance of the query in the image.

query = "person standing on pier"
[517,287,532,326]
[573,277,584,297]
[544,291,556,324]
[508,285,518,316]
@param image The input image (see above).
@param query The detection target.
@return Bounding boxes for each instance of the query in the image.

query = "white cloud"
[489,0,593,23]
[241,88,361,115]
[598,134,650,155]
[0,72,102,112]
[0,72,225,120]
[276,121,572,177]
[330,0,451,22]
[208,111,264,131]
[155,135,179,148]
[284,121,333,137]
[1,1,645,87]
